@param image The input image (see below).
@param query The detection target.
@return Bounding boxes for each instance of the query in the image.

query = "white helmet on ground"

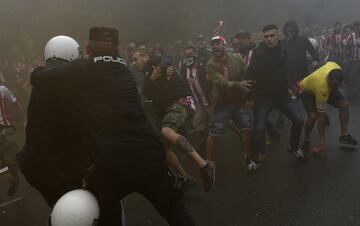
[50,189,100,226]
[44,35,81,62]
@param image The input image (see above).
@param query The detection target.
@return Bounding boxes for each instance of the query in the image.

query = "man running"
[180,46,213,154]
[132,50,215,192]
[206,36,253,174]
[247,24,306,172]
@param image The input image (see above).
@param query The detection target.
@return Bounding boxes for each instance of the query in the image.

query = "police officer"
[17,35,91,207]
[22,27,195,226]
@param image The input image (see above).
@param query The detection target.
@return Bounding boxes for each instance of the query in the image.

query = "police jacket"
[24,54,166,179]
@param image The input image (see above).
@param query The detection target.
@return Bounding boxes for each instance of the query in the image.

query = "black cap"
[89,27,119,45]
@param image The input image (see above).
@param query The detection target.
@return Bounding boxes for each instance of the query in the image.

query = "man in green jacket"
[206,36,253,189]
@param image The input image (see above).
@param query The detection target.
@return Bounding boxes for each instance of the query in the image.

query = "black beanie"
[89,27,119,45]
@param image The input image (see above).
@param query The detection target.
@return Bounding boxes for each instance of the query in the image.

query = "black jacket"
[21,55,166,179]
[281,36,319,85]
[18,68,91,186]
[142,61,192,117]
[247,42,289,100]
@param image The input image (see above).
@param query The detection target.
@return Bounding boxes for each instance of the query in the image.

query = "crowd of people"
[0,19,359,225]
[124,19,360,174]
[0,56,43,109]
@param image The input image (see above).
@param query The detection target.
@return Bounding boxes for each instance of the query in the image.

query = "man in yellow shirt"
[299,62,357,155]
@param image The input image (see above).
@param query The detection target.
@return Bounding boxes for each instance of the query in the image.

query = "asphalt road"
[1,100,360,226]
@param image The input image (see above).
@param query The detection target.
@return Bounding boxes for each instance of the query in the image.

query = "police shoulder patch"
[93,56,127,66]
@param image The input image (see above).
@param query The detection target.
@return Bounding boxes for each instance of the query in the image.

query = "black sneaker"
[247,161,261,175]
[288,146,308,163]
[301,141,311,152]
[175,176,196,195]
[200,161,215,192]
[339,133,358,145]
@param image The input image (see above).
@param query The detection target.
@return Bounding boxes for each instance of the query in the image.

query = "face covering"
[185,57,196,66]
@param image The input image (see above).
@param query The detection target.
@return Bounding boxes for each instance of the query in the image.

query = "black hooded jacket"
[282,21,319,85]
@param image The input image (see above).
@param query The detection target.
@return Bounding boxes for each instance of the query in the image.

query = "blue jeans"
[266,116,280,141]
[210,102,252,137]
[252,96,304,161]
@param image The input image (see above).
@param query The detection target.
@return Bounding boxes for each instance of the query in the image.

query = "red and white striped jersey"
[0,85,16,127]
[186,66,212,107]
[348,32,360,62]
[326,32,343,58]
[316,35,326,53]
[342,32,360,62]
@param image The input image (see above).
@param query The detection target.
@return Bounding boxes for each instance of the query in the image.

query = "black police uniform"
[20,54,195,226]
[18,65,92,205]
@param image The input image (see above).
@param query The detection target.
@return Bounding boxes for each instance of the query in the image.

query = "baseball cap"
[211,35,227,45]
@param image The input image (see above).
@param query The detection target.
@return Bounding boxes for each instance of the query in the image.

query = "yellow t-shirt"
[299,62,341,112]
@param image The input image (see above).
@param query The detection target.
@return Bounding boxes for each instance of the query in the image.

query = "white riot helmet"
[49,189,100,226]
[44,35,81,62]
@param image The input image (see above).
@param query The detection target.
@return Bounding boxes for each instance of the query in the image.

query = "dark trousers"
[346,61,360,98]
[266,116,281,141]
[23,164,194,226]
[252,96,304,161]
[87,167,195,226]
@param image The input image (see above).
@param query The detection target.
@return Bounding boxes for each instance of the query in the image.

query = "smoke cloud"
[0,0,359,56]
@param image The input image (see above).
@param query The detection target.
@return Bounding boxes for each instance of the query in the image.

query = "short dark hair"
[283,20,299,35]
[328,69,344,82]
[133,50,149,58]
[184,46,197,53]
[233,31,251,40]
[263,24,278,33]
[231,31,251,41]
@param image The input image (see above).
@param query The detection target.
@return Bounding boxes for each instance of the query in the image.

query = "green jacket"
[206,52,247,104]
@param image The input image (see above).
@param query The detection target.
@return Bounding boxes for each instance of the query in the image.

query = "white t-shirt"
[309,37,319,50]
[0,85,16,126]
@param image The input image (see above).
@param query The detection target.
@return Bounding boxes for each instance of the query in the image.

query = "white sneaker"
[247,161,261,174]
[291,148,308,163]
